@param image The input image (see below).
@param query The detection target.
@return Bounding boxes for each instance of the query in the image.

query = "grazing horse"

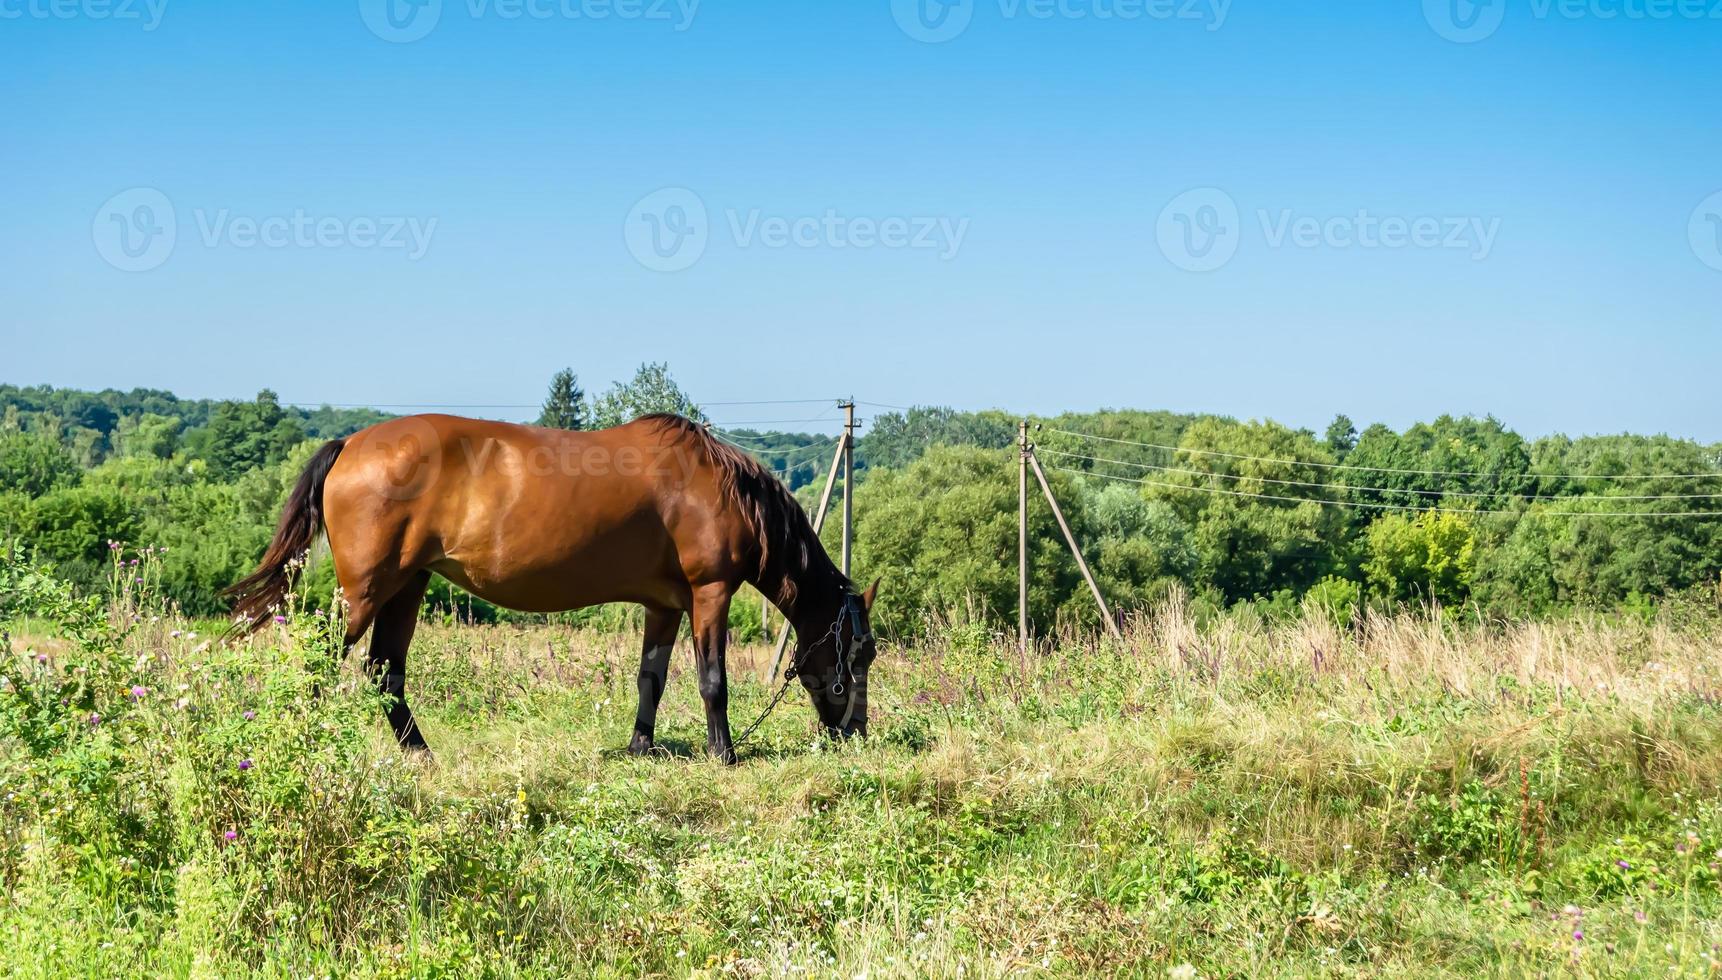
[227,413,878,763]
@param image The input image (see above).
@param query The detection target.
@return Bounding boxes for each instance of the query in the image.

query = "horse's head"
[794,578,879,738]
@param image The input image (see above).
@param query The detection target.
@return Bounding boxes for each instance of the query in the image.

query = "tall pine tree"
[537,368,587,430]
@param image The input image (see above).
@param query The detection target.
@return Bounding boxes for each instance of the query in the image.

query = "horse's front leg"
[689,584,736,764]
[629,605,682,756]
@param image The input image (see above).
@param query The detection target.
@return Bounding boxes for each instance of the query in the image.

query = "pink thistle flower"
[242,710,255,721]
[129,685,147,699]
[238,758,254,771]
[272,615,287,625]
[223,830,237,841]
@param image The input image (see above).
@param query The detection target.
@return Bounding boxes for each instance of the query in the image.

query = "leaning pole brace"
[762,434,849,683]
[1026,445,1124,640]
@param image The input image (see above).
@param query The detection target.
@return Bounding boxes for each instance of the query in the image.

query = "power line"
[287,402,538,410]
[708,417,842,427]
[285,397,838,411]
[1042,427,1722,483]
[712,428,810,446]
[703,398,839,407]
[760,442,841,459]
[711,432,839,457]
[1037,448,1722,502]
[1043,464,1722,518]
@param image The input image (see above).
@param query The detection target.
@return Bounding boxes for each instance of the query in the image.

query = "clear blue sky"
[2,0,1719,439]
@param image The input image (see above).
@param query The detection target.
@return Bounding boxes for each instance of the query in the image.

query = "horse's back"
[322,414,721,612]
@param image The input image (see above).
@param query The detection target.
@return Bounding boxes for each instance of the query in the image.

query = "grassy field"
[3,558,1722,977]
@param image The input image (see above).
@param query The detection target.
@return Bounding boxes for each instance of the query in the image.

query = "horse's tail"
[224,438,347,635]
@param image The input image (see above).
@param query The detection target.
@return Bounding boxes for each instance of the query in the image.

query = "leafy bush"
[1365,510,1476,607]
[0,431,79,497]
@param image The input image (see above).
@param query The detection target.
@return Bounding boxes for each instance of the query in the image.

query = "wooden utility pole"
[1026,447,1123,640]
[762,435,848,682]
[840,400,856,577]
[1018,419,1030,657]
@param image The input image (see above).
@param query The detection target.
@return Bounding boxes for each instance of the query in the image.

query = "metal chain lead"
[732,598,866,750]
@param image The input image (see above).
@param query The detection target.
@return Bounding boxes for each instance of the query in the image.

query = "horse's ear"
[860,578,880,612]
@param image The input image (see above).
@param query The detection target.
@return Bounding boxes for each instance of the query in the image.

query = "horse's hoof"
[627,736,655,757]
[709,744,738,766]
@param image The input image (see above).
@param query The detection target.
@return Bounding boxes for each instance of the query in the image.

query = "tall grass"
[2,549,1720,977]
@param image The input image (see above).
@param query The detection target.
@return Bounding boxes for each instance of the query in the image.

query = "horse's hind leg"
[629,605,683,756]
[366,571,433,752]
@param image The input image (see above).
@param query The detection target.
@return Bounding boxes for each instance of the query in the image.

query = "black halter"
[736,592,872,747]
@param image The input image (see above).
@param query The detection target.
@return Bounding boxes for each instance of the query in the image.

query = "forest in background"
[1,369,1719,634]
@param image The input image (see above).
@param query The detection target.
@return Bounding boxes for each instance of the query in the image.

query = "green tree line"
[3,374,1719,631]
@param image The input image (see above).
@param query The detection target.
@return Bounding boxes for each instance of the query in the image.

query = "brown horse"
[227,413,877,763]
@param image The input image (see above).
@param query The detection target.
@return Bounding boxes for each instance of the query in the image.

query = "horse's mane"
[638,413,847,608]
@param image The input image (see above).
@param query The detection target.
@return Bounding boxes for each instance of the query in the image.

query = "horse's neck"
[761,562,844,635]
